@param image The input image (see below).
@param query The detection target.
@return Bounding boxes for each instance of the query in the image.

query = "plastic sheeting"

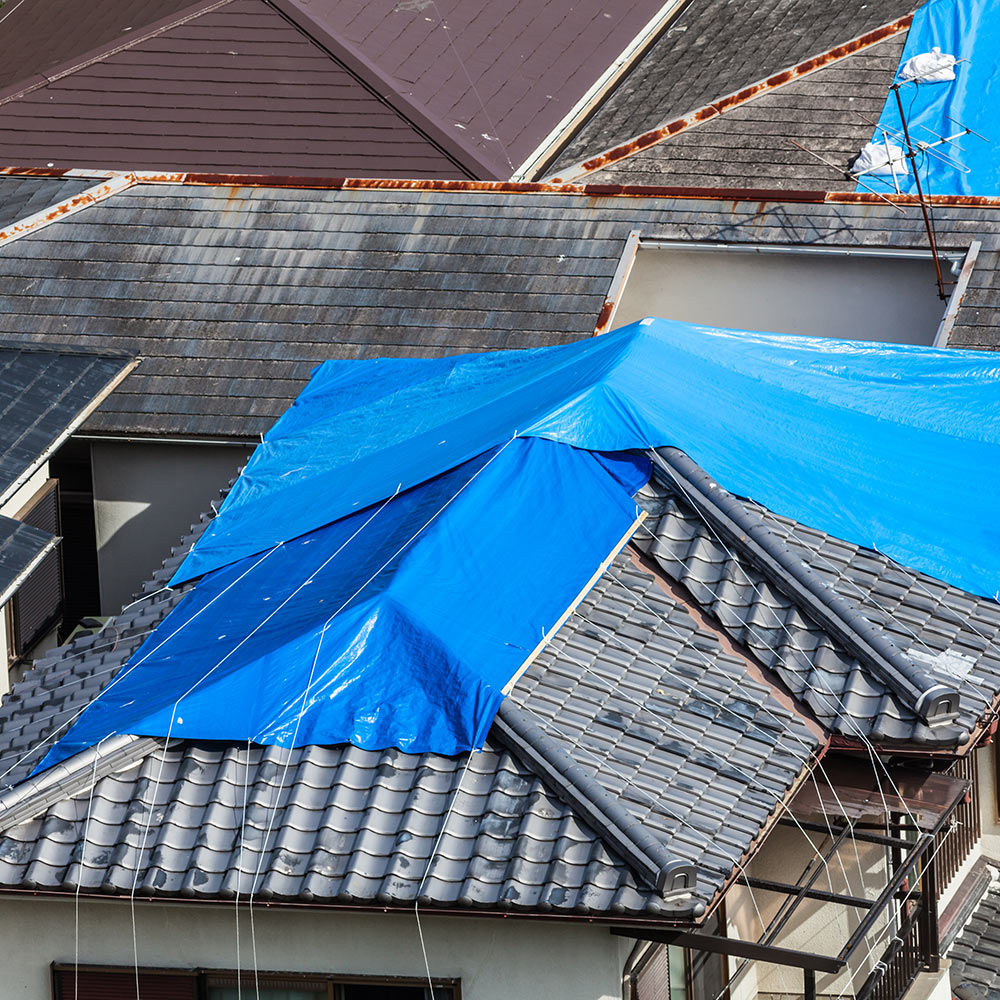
[40,439,649,770]
[861,0,1000,196]
[177,317,1000,601]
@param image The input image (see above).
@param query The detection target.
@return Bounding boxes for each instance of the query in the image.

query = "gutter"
[649,449,961,728]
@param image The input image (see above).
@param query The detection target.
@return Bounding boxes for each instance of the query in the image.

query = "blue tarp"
[862,0,1000,196]
[176,318,1000,600]
[39,439,648,769]
[39,316,1000,771]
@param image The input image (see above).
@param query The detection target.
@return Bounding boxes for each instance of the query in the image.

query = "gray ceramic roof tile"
[550,0,915,175]
[635,472,1000,746]
[0,483,822,916]
[950,883,1000,998]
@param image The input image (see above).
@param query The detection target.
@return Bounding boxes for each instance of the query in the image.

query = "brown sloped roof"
[0,0,467,177]
[0,0,670,179]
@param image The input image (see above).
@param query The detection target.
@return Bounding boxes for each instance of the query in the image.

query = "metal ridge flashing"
[649,449,961,730]
[0,734,159,831]
[543,12,916,184]
[492,700,702,914]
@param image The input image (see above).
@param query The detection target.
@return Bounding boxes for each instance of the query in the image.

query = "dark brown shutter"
[635,945,672,1000]
[53,968,198,1000]
[11,481,63,654]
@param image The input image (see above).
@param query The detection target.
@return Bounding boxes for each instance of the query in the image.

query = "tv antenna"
[791,54,988,300]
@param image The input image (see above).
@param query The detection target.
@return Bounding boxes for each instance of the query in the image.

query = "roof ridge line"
[649,448,960,729]
[544,11,915,184]
[261,0,491,180]
[0,734,161,833]
[491,699,702,916]
[0,0,234,107]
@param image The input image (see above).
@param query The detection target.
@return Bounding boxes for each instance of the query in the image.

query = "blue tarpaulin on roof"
[861,0,1000,196]
[38,317,1000,771]
[39,438,649,769]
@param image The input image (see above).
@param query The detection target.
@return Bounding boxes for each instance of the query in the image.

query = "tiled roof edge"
[492,699,703,916]
[0,734,161,830]
[649,448,961,729]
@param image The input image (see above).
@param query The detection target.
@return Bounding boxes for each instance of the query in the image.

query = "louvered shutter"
[53,968,198,999]
[11,481,63,654]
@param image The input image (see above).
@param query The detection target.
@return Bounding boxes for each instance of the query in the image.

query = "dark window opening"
[7,479,63,667]
[53,966,459,1000]
[50,439,100,639]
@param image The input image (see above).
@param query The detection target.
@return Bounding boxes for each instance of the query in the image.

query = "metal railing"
[935,753,980,894]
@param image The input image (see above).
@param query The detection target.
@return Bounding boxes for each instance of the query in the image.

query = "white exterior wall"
[977,743,1000,861]
[0,896,632,1000]
[90,441,253,614]
[728,824,890,1000]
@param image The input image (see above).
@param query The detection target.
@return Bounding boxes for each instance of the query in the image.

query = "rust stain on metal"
[564,13,914,180]
[594,299,615,334]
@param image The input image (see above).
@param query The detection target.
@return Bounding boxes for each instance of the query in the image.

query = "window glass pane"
[668,945,687,1000]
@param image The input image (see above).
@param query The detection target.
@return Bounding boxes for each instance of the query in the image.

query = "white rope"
[415,753,477,1000]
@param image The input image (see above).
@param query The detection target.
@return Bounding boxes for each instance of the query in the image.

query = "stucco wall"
[90,441,253,614]
[0,895,633,1000]
[614,247,944,346]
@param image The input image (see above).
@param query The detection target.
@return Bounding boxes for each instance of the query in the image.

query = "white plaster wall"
[613,248,944,345]
[91,441,253,614]
[730,824,890,999]
[976,744,1000,861]
[0,896,631,1000]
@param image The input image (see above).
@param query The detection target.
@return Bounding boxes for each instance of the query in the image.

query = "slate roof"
[636,465,1000,746]
[580,33,907,190]
[0,516,57,606]
[0,492,820,917]
[949,881,1000,1000]
[0,0,669,180]
[0,179,995,442]
[547,0,916,177]
[0,342,134,504]
[0,172,97,231]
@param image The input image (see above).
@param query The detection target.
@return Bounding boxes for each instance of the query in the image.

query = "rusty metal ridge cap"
[0,167,118,179]
[0,172,136,246]
[0,0,234,107]
[544,12,916,184]
[68,172,1000,210]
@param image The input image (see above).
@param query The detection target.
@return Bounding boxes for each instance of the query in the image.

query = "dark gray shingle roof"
[582,34,906,190]
[0,515,56,605]
[0,173,96,231]
[0,485,819,916]
[0,342,133,502]
[0,181,996,442]
[548,0,915,176]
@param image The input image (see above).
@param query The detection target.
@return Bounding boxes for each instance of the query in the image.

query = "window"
[610,240,970,347]
[630,908,728,1000]
[52,966,459,1000]
[6,479,64,666]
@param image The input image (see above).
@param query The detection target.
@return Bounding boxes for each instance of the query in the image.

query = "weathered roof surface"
[0,496,818,915]
[581,33,906,190]
[0,342,133,503]
[0,181,995,440]
[0,516,56,605]
[273,0,669,180]
[0,0,672,180]
[0,173,97,231]
[636,470,1000,747]
[0,0,465,178]
[949,881,1000,999]
[548,0,915,176]
[0,0,196,93]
